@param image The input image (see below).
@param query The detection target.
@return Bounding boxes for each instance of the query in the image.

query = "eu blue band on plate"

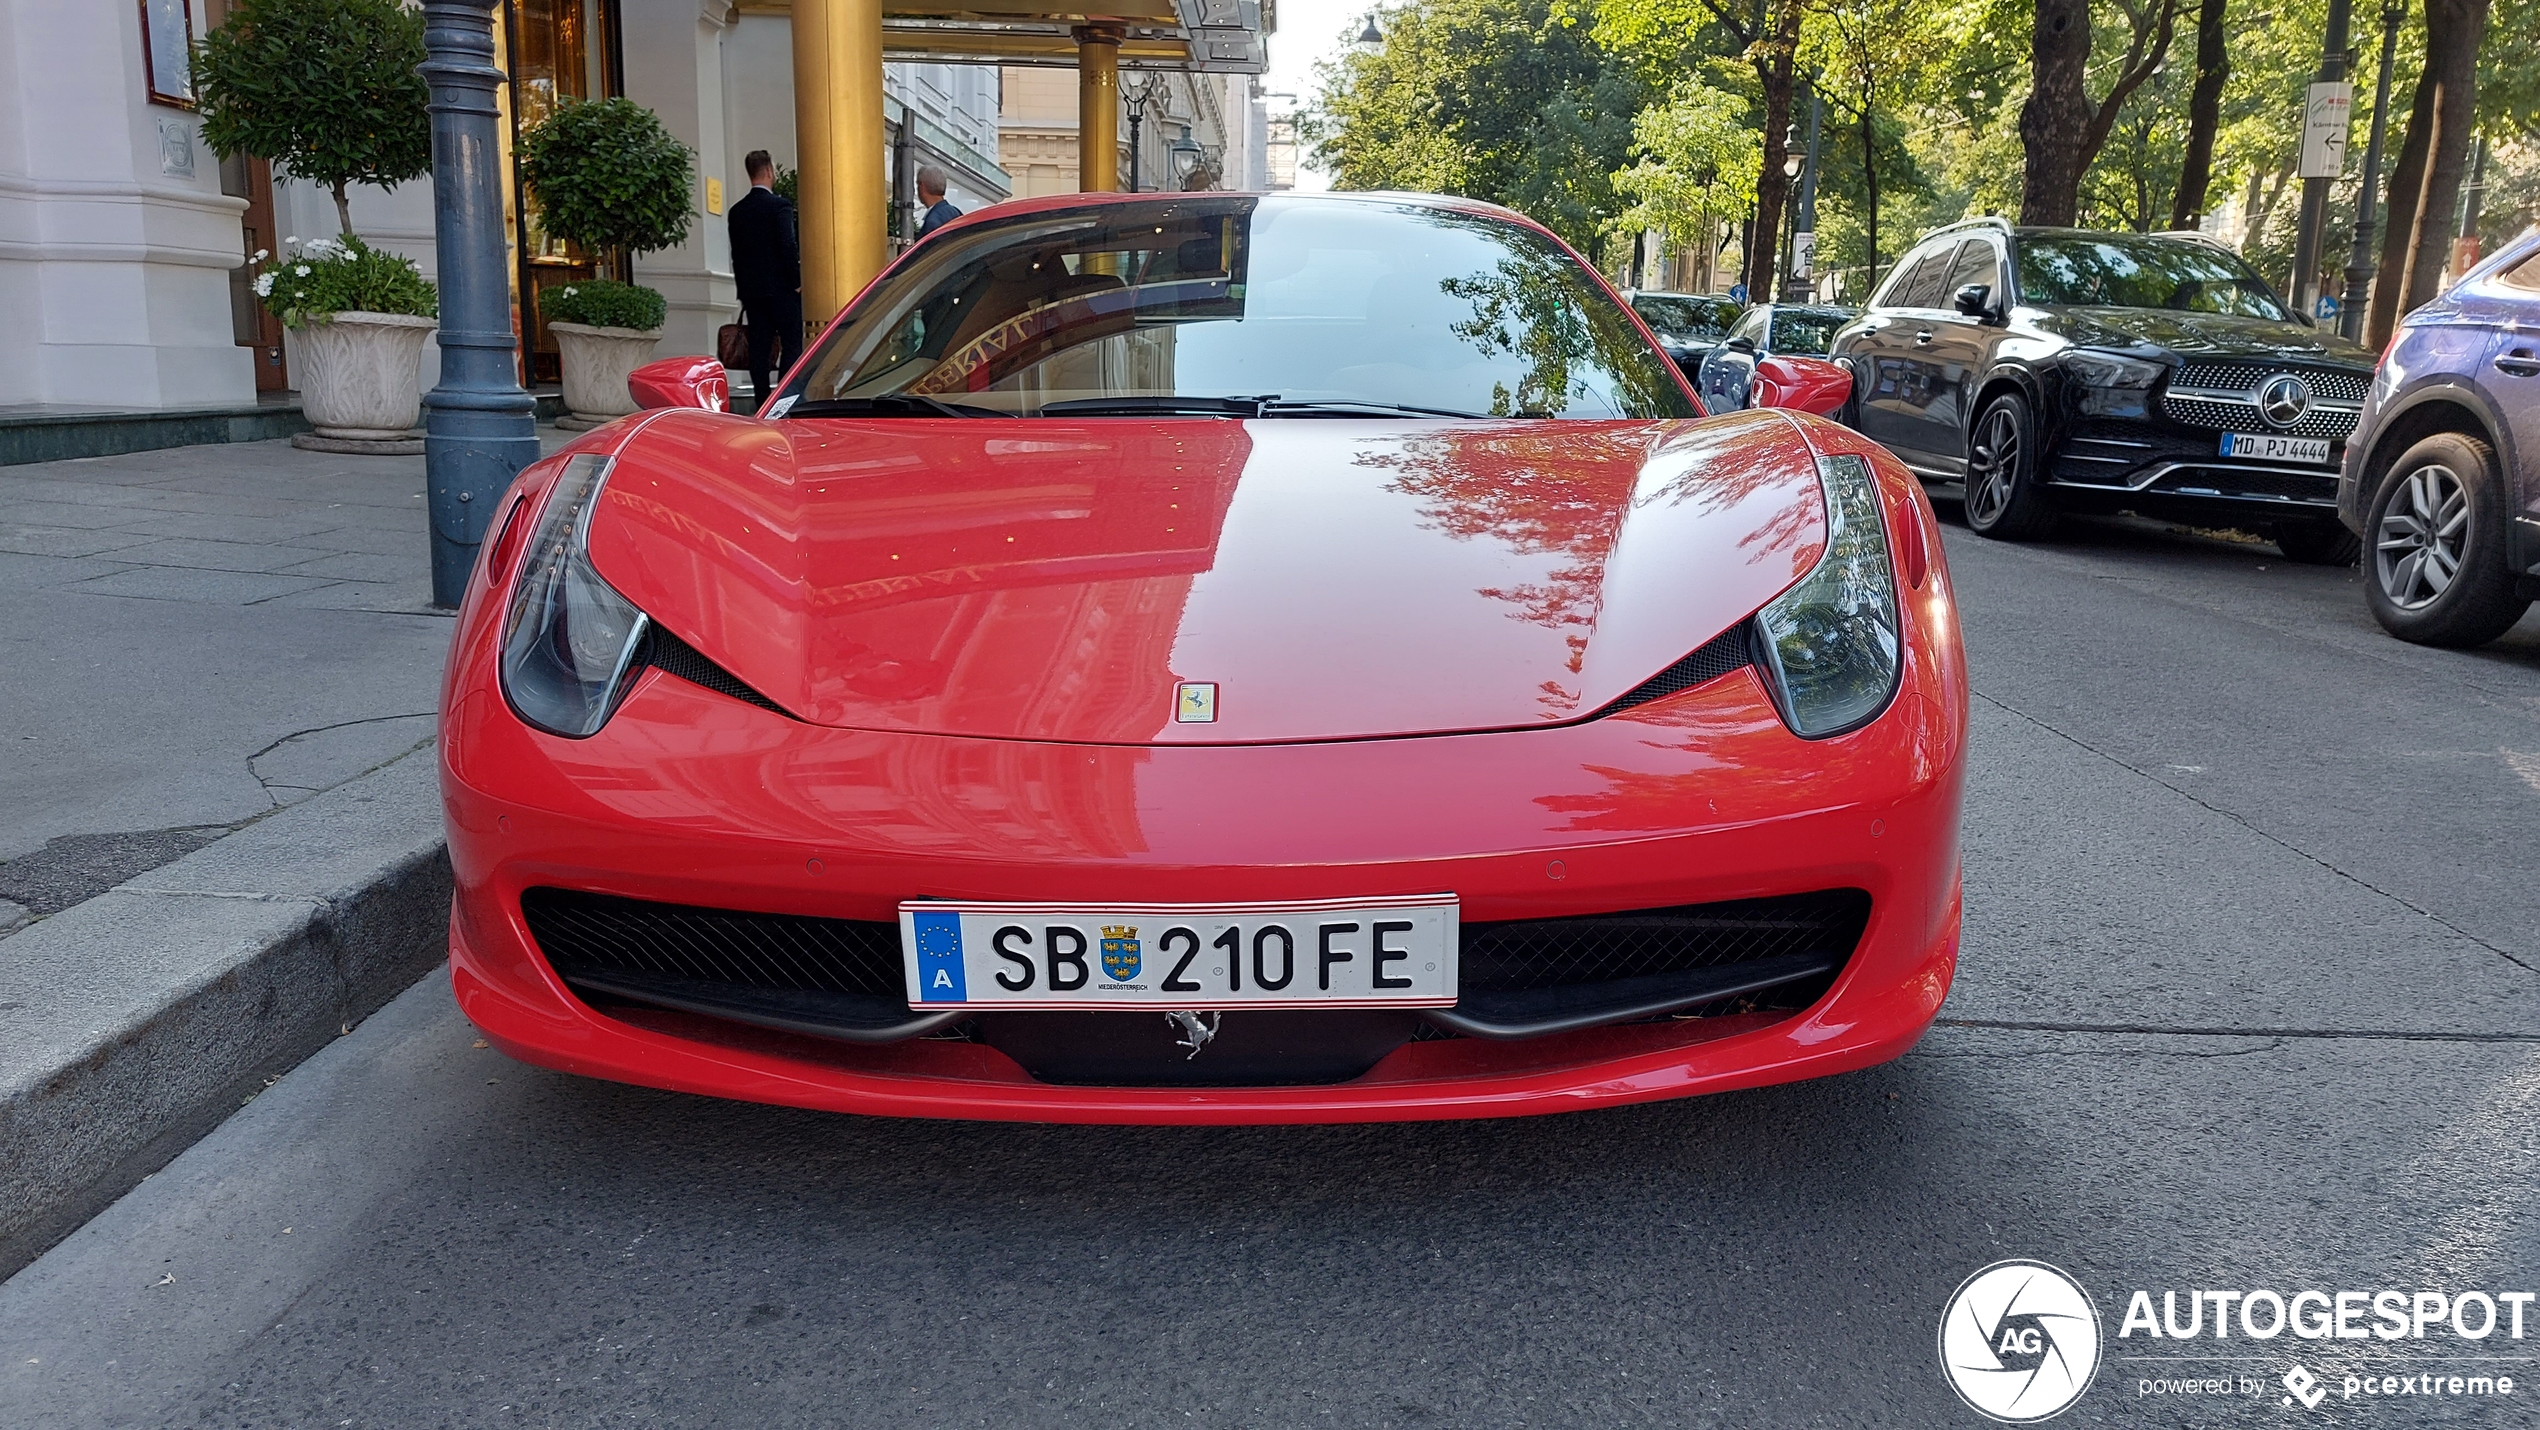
[911,911,968,1001]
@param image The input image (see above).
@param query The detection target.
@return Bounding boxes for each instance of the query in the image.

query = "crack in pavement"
[1971,687,2539,976]
[1938,1018,2540,1044]
[1918,1036,2290,1059]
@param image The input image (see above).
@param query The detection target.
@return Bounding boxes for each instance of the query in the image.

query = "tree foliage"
[1611,81,1762,254]
[520,98,697,259]
[1308,0,1646,257]
[192,0,431,238]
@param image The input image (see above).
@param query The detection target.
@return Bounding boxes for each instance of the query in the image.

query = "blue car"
[2338,229,2540,647]
[1695,303,1858,411]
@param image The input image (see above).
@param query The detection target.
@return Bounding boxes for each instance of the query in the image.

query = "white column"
[623,0,735,360]
[0,0,255,408]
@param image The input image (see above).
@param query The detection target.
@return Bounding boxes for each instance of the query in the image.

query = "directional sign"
[2300,81,2353,179]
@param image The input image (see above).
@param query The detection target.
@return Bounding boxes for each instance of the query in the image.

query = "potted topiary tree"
[520,98,696,428]
[193,0,437,450]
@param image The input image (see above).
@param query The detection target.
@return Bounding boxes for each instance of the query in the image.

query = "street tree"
[2018,0,2182,224]
[1598,0,1807,297]
[2368,0,2490,344]
[1610,79,1763,271]
[191,0,431,238]
[2169,0,2229,227]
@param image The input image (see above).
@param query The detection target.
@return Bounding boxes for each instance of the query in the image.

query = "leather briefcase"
[716,309,749,368]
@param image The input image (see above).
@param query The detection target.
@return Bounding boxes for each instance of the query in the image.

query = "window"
[785,196,1696,419]
[2013,234,2290,320]
[1726,308,1770,345]
[2498,249,2540,293]
[1631,294,1744,342]
[1767,309,1848,356]
[1945,240,1999,302]
[1883,243,1955,310]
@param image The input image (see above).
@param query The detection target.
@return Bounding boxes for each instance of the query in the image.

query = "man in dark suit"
[914,165,962,243]
[727,150,801,413]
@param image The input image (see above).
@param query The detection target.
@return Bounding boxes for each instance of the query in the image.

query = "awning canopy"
[745,0,1269,72]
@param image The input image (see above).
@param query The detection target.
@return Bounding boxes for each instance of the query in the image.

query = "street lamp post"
[1789,87,1823,303]
[1124,78,1157,193]
[2339,0,2405,341]
[2288,0,2355,321]
[418,0,540,609]
[1168,126,1206,190]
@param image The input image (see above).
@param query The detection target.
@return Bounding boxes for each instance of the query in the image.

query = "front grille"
[1459,889,1870,993]
[1604,624,1752,713]
[524,887,902,998]
[2160,392,2358,441]
[520,883,1869,1051]
[2174,363,2370,403]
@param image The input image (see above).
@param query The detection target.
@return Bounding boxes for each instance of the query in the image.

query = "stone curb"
[0,745,449,1278]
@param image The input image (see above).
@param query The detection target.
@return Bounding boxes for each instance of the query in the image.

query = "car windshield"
[2015,235,2291,321]
[1630,294,1742,341]
[1769,310,1851,355]
[782,196,1694,419]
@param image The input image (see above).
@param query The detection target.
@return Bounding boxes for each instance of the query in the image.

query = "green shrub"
[543,279,667,333]
[253,235,436,327]
[193,0,431,237]
[520,99,696,257]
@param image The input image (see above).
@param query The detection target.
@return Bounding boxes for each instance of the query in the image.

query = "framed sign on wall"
[141,0,197,109]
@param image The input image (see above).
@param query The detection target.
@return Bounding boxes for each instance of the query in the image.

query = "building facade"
[0,0,1011,413]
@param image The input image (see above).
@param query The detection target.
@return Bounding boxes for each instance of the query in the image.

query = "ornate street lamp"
[1355,15,1383,52]
[1169,126,1206,188]
[1124,76,1161,192]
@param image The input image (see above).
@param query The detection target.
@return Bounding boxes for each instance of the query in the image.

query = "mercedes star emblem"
[2257,374,2313,428]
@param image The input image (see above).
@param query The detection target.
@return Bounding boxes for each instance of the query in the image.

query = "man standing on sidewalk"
[915,165,961,242]
[727,150,800,413]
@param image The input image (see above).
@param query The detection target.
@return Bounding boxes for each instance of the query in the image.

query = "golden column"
[793,0,888,323]
[1073,25,1123,192]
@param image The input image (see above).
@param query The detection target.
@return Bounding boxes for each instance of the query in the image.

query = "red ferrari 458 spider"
[439,191,1967,1123]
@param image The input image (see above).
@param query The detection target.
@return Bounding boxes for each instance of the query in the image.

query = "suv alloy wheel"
[2362,432,2531,646]
[1962,392,2056,540]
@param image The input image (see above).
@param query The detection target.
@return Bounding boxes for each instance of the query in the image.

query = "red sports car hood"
[584,408,1827,744]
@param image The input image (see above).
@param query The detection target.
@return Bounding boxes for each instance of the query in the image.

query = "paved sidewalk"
[0,436,552,926]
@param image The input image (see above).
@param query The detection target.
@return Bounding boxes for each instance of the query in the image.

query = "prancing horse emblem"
[1100,925,1141,981]
[1174,681,1218,723]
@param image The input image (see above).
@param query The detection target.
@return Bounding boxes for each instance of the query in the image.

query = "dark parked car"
[2336,228,2540,647]
[1624,291,1745,378]
[1696,303,1858,411]
[1827,219,2377,563]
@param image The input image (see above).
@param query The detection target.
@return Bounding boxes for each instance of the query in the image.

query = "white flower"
[253,272,274,297]
[295,264,311,276]
[251,248,268,262]
[283,236,298,247]
[561,286,577,297]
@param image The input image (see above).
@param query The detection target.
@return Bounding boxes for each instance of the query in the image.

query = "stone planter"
[289,310,435,454]
[550,321,664,429]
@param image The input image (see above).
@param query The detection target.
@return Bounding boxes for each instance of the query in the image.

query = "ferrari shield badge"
[1100,925,1142,981]
[1174,681,1218,723]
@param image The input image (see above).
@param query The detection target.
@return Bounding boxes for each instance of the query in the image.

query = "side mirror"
[1952,284,1994,319]
[1724,336,1757,353]
[1748,355,1851,417]
[628,355,730,412]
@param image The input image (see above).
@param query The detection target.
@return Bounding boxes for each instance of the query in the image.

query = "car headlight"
[1752,454,1902,739]
[500,453,651,738]
[2065,348,2167,416]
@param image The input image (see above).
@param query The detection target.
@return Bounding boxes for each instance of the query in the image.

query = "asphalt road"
[5,511,2539,1429]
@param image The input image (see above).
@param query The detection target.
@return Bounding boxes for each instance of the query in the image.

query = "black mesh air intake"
[523,887,903,997]
[1603,623,1754,713]
[641,626,791,716]
[1457,889,1869,993]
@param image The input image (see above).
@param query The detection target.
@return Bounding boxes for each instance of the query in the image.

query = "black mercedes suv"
[1827,219,2378,563]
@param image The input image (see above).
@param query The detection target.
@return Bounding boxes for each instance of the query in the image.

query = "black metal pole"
[2289,0,2354,320]
[1128,112,1144,193]
[2339,1,2403,341]
[1792,87,1823,300]
[419,0,539,608]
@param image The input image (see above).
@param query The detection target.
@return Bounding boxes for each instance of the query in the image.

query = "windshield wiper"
[783,394,1001,418]
[1036,395,1269,417]
[1256,398,1514,420]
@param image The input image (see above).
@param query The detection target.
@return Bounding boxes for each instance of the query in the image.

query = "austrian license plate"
[899,896,1459,1010]
[2220,432,2332,464]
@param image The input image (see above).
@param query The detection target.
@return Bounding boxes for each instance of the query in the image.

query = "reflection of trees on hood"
[1440,257,1683,418]
[1360,427,1652,696]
